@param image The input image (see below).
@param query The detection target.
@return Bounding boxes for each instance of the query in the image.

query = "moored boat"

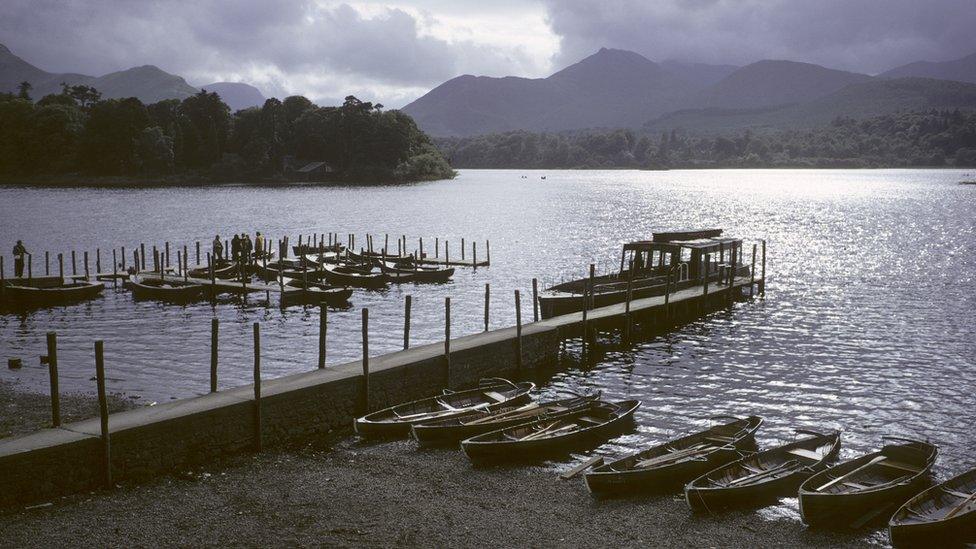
[188,259,239,279]
[460,399,641,464]
[354,378,535,438]
[128,274,205,302]
[889,466,976,547]
[411,393,600,447]
[1,277,104,307]
[585,415,763,497]
[684,429,841,512]
[321,263,389,289]
[377,259,454,283]
[280,279,353,306]
[798,438,938,528]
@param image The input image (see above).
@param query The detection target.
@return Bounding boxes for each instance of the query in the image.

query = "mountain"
[660,60,739,89]
[0,43,93,97]
[880,52,976,84]
[403,48,718,136]
[698,60,874,109]
[200,82,266,111]
[644,77,976,133]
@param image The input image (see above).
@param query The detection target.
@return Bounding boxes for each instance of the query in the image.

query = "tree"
[17,81,32,101]
[79,98,151,174]
[135,126,175,173]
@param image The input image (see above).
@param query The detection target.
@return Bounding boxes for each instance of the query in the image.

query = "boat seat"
[484,391,507,403]
[576,416,602,426]
[787,448,822,461]
[842,481,871,491]
[879,459,922,474]
[944,489,971,499]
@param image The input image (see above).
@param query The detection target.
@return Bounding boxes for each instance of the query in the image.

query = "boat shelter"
[619,229,743,280]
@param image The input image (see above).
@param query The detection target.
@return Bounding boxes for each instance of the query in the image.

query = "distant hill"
[644,77,976,133]
[880,52,976,84]
[402,48,731,136]
[200,82,266,111]
[697,60,874,109]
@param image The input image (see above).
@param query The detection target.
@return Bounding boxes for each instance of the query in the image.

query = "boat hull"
[2,280,105,307]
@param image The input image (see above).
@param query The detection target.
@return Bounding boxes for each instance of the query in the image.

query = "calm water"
[2,169,974,538]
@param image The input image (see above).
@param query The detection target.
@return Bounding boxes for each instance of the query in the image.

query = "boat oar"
[560,456,604,480]
[520,422,575,441]
[727,460,800,487]
[634,443,714,469]
[464,403,542,425]
[815,456,887,492]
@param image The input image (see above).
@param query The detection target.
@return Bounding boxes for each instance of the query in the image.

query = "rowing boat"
[889,465,976,546]
[280,279,353,306]
[321,264,389,289]
[188,260,239,279]
[1,278,104,307]
[411,393,600,447]
[354,378,534,438]
[377,260,454,283]
[585,415,763,496]
[292,243,344,256]
[684,429,841,512]
[128,274,204,302]
[460,400,641,464]
[798,438,938,528]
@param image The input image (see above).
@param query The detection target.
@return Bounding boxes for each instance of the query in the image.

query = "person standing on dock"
[231,234,241,263]
[213,235,224,262]
[254,232,265,259]
[12,240,27,277]
[242,233,253,265]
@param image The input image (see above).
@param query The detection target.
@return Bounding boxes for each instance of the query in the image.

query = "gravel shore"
[0,380,136,439]
[0,433,879,548]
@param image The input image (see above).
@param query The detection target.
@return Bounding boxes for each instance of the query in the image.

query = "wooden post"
[515,290,523,370]
[473,242,477,269]
[71,250,77,275]
[83,251,89,281]
[140,243,146,270]
[251,322,262,452]
[532,278,539,321]
[361,308,370,413]
[588,263,596,311]
[0,256,5,301]
[403,295,412,350]
[435,237,439,258]
[27,253,32,282]
[444,297,451,387]
[96,248,101,273]
[165,242,170,269]
[445,240,449,266]
[581,281,589,357]
[45,251,49,275]
[385,234,389,256]
[484,283,490,331]
[208,318,218,393]
[760,240,767,296]
[750,243,757,296]
[419,237,424,259]
[196,241,200,265]
[58,253,64,284]
[94,340,111,487]
[46,332,60,427]
[112,248,117,286]
[121,246,126,271]
[625,261,634,337]
[461,238,465,260]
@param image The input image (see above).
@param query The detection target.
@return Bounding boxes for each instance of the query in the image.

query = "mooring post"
[132,250,138,274]
[750,243,757,296]
[140,243,146,270]
[196,241,200,265]
[210,318,218,392]
[96,248,101,273]
[445,240,449,266]
[120,246,125,271]
[435,237,439,258]
[444,297,451,387]
[515,290,523,371]
[581,281,589,357]
[484,283,490,331]
[94,340,111,487]
[45,250,49,275]
[58,253,64,284]
[473,241,477,270]
[318,303,327,369]
[532,278,539,321]
[46,332,60,427]
[112,249,118,286]
[403,295,412,350]
[361,308,370,413]
[252,322,262,452]
[83,251,89,281]
[71,250,77,276]
[461,238,465,261]
[165,242,170,269]
[625,260,634,337]
[760,240,767,296]
[385,234,389,256]
[28,253,32,283]
[486,240,490,266]
[0,256,5,301]
[183,244,188,274]
[419,237,424,259]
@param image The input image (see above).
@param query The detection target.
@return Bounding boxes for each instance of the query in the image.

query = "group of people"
[212,232,266,264]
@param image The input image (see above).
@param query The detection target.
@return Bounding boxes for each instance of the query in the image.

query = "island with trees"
[0,83,455,185]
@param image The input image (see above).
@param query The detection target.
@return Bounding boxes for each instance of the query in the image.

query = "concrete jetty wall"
[0,278,752,507]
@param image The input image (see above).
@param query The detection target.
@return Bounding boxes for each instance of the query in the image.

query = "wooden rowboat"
[889,466,976,547]
[411,393,600,447]
[292,243,344,256]
[280,279,353,306]
[585,415,763,497]
[684,429,841,512]
[460,399,641,464]
[377,260,454,283]
[1,278,104,307]
[798,438,938,529]
[128,274,204,302]
[322,264,389,289]
[354,378,535,438]
[188,260,239,279]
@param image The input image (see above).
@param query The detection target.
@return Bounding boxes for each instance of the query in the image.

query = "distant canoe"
[684,429,841,512]
[460,399,641,464]
[889,465,976,547]
[354,378,535,438]
[411,393,600,447]
[128,275,204,302]
[799,438,938,529]
[1,278,104,307]
[585,415,763,497]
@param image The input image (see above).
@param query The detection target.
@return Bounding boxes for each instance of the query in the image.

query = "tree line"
[0,83,454,182]
[436,110,976,169]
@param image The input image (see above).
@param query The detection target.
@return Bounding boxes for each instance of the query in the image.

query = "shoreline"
[0,380,137,440]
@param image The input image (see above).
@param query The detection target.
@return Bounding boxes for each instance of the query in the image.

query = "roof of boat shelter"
[623,236,742,252]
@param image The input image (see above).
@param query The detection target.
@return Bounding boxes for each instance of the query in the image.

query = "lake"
[1,169,974,532]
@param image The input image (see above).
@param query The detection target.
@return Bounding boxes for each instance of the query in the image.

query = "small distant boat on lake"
[585,415,763,497]
[460,399,640,464]
[888,465,976,547]
[128,274,204,302]
[354,378,535,438]
[1,276,104,307]
[684,429,841,512]
[411,393,600,447]
[538,228,750,318]
[798,438,938,529]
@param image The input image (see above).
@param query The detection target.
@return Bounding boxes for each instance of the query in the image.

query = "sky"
[2,0,975,108]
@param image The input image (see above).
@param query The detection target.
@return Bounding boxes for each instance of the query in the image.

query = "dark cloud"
[542,0,976,74]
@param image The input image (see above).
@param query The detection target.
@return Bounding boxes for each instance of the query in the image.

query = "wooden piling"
[112,249,117,286]
[96,248,101,273]
[581,282,589,357]
[46,332,60,427]
[435,237,439,258]
[445,241,449,266]
[121,246,125,271]
[444,297,451,387]
[588,264,596,311]
[760,240,767,296]
[27,253,32,282]
[165,242,170,269]
[515,290,523,371]
[361,308,370,413]
[0,256,4,301]
[625,261,634,337]
[318,303,327,369]
[45,251,49,275]
[253,322,262,452]
[750,243,757,296]
[196,241,200,265]
[94,340,111,487]
[140,243,146,270]
[210,318,218,392]
[71,250,77,276]
[83,251,89,281]
[403,295,412,350]
[58,253,64,283]
[419,237,424,258]
[472,242,477,270]
[461,238,465,260]
[486,240,491,266]
[484,283,490,331]
[532,278,539,321]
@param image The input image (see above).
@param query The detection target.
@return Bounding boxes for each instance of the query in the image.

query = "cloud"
[541,0,976,74]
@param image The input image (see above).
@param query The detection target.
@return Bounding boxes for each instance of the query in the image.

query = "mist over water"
[2,169,974,532]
